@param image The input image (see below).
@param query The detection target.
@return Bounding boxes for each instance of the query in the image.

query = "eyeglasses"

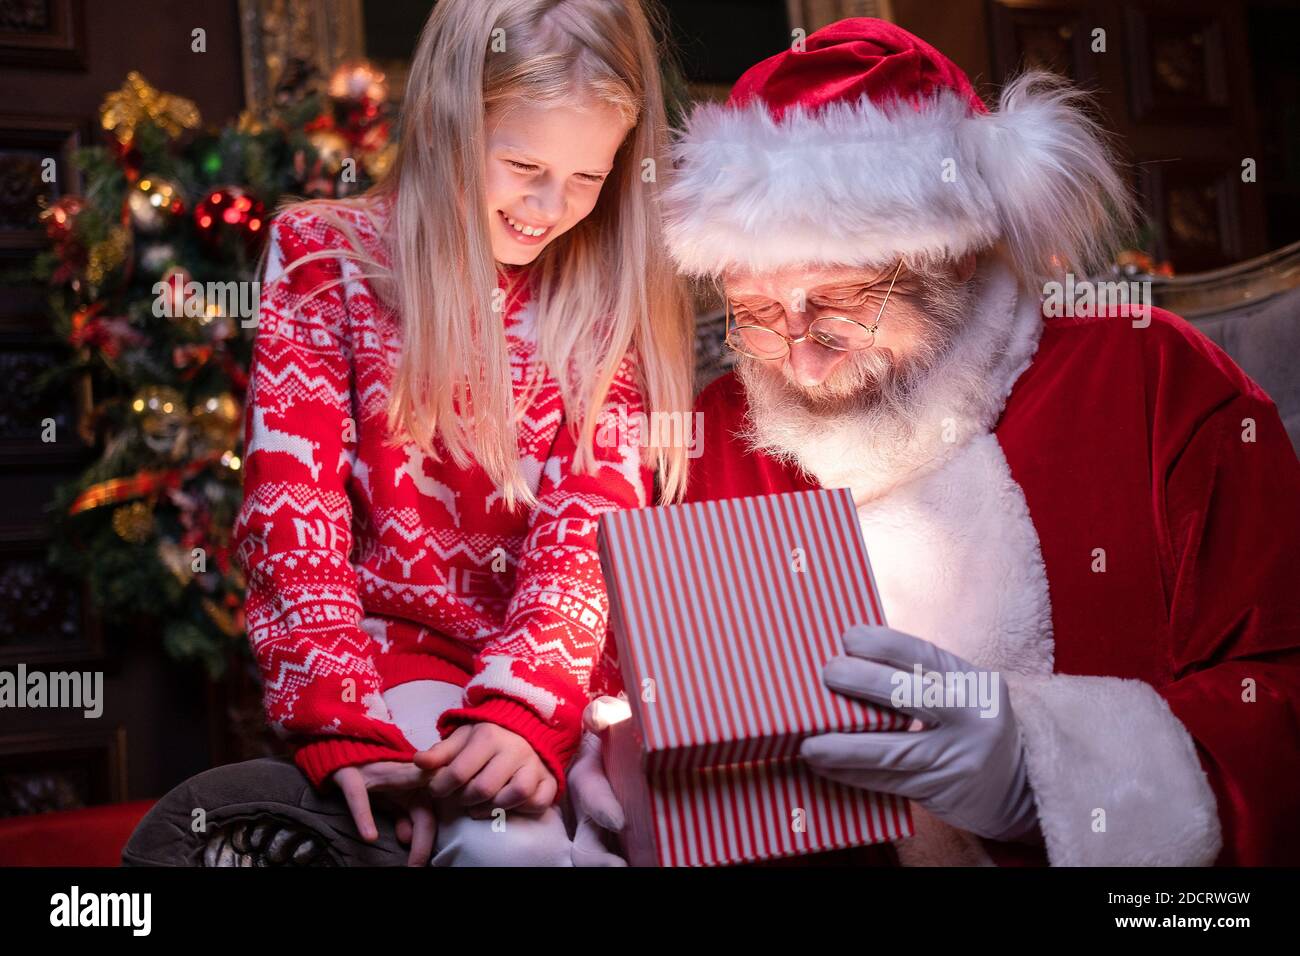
[724,260,903,361]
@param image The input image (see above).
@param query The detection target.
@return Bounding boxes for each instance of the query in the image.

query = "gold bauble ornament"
[363,141,398,180]
[191,393,241,446]
[112,500,154,544]
[131,385,188,455]
[308,129,351,176]
[127,176,185,234]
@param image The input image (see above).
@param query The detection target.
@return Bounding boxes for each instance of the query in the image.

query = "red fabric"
[685,371,815,503]
[295,737,417,789]
[685,307,1300,865]
[234,201,653,790]
[727,17,986,119]
[996,309,1300,866]
[0,800,155,867]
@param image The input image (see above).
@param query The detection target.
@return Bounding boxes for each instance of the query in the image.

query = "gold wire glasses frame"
[724,259,904,361]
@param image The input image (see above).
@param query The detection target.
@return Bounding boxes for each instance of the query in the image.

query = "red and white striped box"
[596,487,913,867]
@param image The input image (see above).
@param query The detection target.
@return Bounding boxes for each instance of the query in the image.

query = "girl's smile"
[498,209,553,244]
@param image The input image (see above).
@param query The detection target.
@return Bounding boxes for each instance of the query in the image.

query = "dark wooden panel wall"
[0,0,245,813]
[894,0,1294,273]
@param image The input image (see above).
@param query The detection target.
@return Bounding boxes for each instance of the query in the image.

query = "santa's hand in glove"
[567,696,630,867]
[801,625,1043,844]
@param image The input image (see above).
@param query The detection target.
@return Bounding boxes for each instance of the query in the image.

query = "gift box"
[597,487,914,867]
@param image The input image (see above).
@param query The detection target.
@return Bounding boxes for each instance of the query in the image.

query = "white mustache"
[735,272,976,462]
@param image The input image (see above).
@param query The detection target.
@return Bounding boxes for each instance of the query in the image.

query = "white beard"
[739,257,1042,503]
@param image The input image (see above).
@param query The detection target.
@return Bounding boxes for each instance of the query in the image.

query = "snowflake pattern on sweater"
[232,199,650,790]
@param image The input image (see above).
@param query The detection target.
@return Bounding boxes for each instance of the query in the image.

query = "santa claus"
[572,17,1300,867]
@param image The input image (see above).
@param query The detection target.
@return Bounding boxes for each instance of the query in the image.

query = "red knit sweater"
[233,198,651,790]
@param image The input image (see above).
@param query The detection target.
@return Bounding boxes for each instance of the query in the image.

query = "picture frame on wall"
[237,0,367,114]
[0,0,87,72]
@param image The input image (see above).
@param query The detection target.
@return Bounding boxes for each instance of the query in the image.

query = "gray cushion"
[1188,285,1300,455]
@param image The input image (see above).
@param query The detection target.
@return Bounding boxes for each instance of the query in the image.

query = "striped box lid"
[599,487,907,769]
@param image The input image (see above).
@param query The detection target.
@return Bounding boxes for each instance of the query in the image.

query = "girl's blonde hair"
[266,0,694,507]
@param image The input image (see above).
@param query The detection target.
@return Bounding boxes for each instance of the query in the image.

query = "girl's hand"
[330,761,437,866]
[414,723,556,816]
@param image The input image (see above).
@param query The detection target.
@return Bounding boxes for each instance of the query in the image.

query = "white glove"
[800,625,1040,843]
[568,698,629,867]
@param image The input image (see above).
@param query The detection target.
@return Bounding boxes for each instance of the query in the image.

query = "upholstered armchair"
[1159,242,1300,453]
[122,757,404,866]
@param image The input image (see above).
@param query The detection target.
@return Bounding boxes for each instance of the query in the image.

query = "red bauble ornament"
[108,136,144,182]
[193,186,267,249]
[40,196,88,286]
[159,265,196,319]
[40,195,85,242]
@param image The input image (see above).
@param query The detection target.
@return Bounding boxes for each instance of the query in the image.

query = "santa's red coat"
[684,300,1300,866]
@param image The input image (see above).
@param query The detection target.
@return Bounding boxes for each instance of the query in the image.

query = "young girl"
[232,0,693,865]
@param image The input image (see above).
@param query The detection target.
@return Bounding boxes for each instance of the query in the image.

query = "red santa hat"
[661,18,1130,282]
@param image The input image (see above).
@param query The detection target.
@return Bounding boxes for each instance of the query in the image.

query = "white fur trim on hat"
[661,73,1131,281]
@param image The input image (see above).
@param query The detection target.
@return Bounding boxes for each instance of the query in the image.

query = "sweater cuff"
[294,736,417,789]
[437,697,581,798]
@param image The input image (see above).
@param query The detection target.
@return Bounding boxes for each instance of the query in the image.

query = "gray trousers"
[123,680,576,867]
[385,679,573,867]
